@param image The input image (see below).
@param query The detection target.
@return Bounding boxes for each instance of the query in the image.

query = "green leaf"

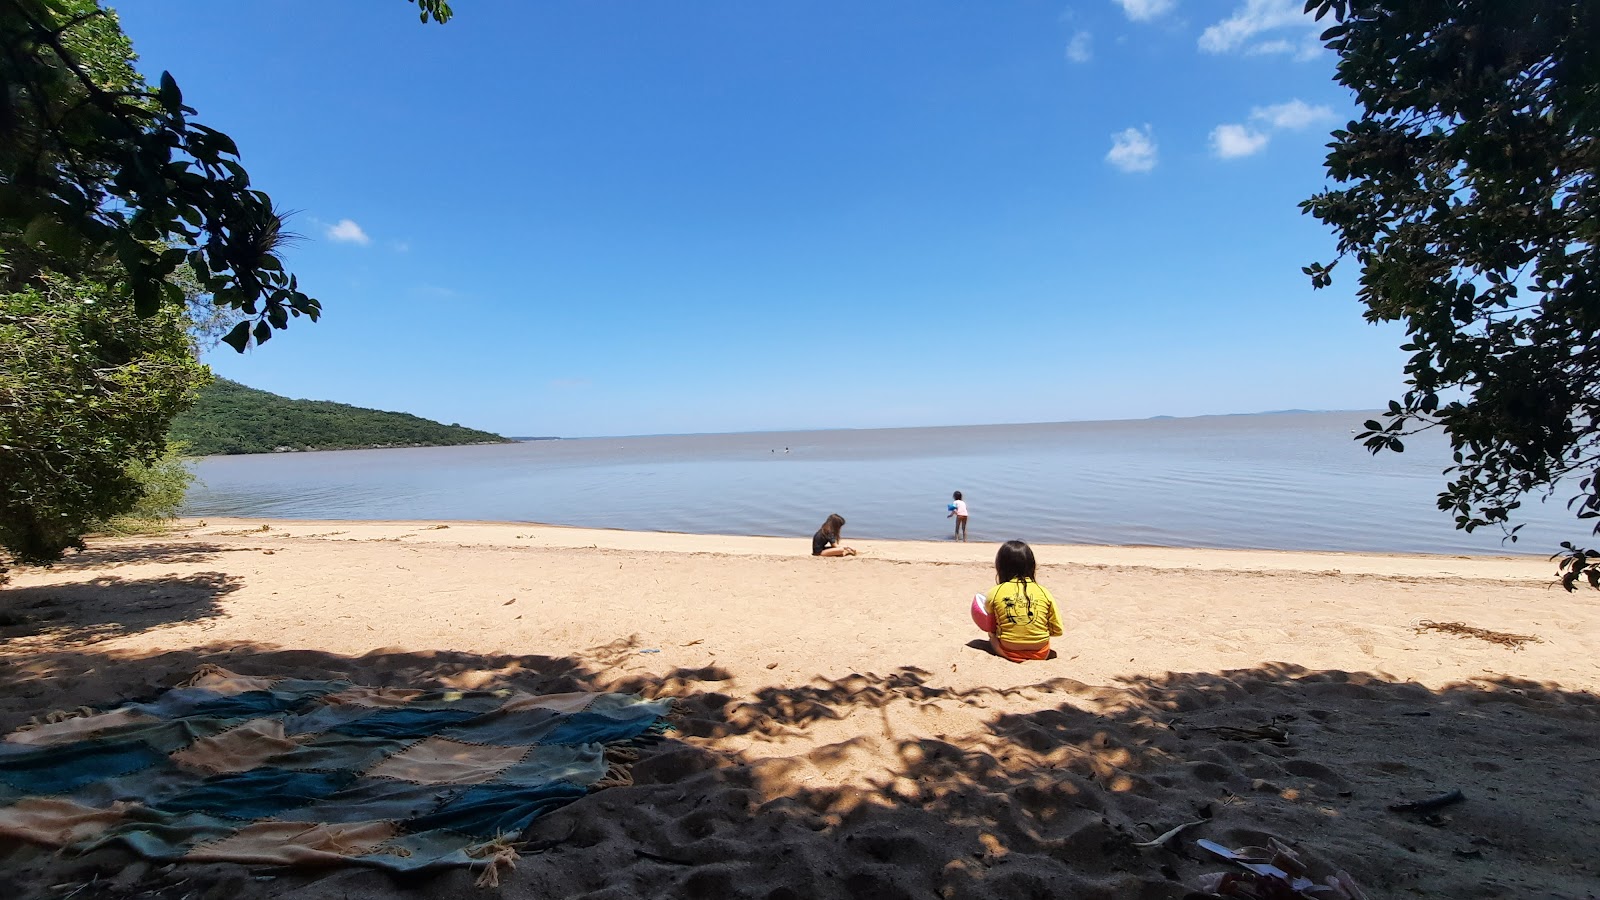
[253,321,273,346]
[133,281,161,318]
[221,321,251,353]
[158,71,184,114]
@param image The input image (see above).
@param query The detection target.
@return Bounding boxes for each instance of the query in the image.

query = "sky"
[111,0,1404,438]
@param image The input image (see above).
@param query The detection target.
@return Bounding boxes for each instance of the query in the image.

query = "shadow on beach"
[0,640,1595,900]
[39,542,233,573]
[0,572,241,646]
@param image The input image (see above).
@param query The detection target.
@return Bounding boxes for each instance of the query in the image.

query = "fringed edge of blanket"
[18,705,100,731]
[467,835,521,888]
[180,663,232,687]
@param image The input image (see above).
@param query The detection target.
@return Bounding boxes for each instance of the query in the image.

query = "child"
[811,513,857,557]
[973,540,1061,662]
[948,491,969,541]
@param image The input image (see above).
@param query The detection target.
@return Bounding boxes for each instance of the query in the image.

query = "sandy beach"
[2,518,1597,899]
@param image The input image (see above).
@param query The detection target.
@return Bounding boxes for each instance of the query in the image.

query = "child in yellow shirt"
[975,541,1062,662]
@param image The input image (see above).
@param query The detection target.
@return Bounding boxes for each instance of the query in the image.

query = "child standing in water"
[948,490,969,541]
[973,540,1062,662]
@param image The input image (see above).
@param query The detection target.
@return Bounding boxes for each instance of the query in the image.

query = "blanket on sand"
[0,667,671,883]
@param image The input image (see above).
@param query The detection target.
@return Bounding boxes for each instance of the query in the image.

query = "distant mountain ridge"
[170,379,510,456]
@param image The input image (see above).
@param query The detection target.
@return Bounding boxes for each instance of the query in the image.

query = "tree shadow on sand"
[0,644,1595,900]
[0,572,240,646]
[38,542,235,573]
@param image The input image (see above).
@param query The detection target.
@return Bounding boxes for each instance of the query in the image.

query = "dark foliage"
[0,276,208,566]
[1301,1,1600,579]
[168,378,510,456]
[0,0,450,351]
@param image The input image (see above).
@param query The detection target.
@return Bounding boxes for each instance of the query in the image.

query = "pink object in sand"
[970,592,994,632]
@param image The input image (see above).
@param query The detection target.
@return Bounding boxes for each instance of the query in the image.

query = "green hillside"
[170,379,511,456]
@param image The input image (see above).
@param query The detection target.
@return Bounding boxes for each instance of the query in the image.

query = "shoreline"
[171,516,1559,582]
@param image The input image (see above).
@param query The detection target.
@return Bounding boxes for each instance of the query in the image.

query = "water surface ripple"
[182,412,1578,555]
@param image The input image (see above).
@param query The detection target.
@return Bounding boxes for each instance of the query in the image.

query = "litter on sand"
[1189,838,1370,900]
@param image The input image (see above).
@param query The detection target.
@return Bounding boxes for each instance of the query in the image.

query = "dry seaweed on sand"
[1415,620,1542,649]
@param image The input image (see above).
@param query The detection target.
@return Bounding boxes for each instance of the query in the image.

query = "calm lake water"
[182,412,1581,556]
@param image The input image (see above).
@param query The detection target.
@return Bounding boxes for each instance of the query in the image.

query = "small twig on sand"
[1389,789,1465,814]
[1132,819,1206,848]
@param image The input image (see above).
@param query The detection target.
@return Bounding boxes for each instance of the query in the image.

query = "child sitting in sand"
[811,513,857,557]
[971,540,1062,661]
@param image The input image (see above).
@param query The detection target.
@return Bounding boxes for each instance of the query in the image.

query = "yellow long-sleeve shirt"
[985,579,1063,647]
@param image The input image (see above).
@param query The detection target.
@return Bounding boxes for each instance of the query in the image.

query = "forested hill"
[170,379,511,456]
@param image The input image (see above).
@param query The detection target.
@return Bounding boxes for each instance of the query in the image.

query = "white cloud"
[1208,98,1335,162]
[1113,0,1176,23]
[1210,123,1270,159]
[1250,99,1334,130]
[1199,0,1322,58]
[1246,38,1295,55]
[325,218,371,245]
[1106,125,1158,173]
[1065,31,1093,63]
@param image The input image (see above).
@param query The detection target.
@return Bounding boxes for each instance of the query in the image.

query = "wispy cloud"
[1210,123,1270,159]
[1113,0,1176,23]
[1065,31,1093,63]
[1251,99,1334,130]
[1106,125,1158,173]
[325,218,371,245]
[1199,0,1322,59]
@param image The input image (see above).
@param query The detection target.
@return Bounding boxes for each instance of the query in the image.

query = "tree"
[0,272,210,566]
[0,0,450,351]
[1301,1,1600,587]
[0,0,451,575]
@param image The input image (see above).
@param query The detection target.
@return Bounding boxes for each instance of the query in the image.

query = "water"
[182,412,1582,556]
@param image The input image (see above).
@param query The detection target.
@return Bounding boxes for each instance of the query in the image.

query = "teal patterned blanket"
[0,667,671,883]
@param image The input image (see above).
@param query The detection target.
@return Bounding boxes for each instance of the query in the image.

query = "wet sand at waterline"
[2,518,1596,898]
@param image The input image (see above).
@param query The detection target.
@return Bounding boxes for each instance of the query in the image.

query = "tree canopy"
[0,0,450,572]
[1301,1,1600,585]
[0,0,449,350]
[0,273,209,564]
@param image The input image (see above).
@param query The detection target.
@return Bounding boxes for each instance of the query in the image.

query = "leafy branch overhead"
[1300,0,1600,580]
[0,0,450,352]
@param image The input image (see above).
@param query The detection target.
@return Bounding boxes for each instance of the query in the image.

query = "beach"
[2,518,1597,898]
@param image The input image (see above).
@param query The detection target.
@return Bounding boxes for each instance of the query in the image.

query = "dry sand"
[1,518,1597,899]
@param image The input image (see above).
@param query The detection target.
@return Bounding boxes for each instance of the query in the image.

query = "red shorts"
[995,638,1050,662]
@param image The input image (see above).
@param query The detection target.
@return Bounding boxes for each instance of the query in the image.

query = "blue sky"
[113,0,1400,437]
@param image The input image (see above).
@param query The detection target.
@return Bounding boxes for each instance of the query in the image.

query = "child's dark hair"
[952,490,963,500]
[821,513,845,537]
[994,540,1036,583]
